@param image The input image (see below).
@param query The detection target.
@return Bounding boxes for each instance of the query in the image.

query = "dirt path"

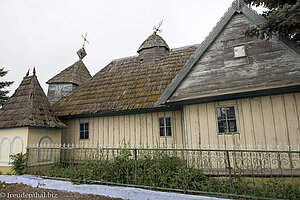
[1,183,125,200]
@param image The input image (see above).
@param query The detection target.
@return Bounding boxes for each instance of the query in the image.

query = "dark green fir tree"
[0,67,13,107]
[244,0,300,42]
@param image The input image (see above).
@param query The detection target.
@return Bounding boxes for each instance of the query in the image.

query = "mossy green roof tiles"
[52,45,198,117]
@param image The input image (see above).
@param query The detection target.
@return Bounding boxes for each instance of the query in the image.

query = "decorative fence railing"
[26,147,300,199]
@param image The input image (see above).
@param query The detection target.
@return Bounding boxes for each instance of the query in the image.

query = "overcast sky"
[0,0,263,96]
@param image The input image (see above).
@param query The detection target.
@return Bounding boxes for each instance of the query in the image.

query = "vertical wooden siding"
[185,93,300,150]
[61,110,185,148]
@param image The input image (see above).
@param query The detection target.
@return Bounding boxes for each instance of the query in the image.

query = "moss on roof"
[52,46,198,117]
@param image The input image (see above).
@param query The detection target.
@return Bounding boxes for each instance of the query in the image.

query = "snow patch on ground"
[0,175,227,200]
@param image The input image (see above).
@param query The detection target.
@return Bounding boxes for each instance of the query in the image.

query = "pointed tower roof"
[46,60,91,85]
[0,71,66,129]
[137,32,169,52]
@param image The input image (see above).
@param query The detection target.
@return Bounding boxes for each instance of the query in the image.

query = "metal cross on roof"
[81,33,89,48]
[153,20,163,34]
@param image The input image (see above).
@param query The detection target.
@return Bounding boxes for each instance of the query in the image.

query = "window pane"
[159,118,164,127]
[160,127,165,136]
[217,108,226,120]
[218,121,226,133]
[165,117,171,126]
[228,120,237,132]
[80,132,84,139]
[226,107,236,119]
[80,123,84,131]
[85,123,89,130]
[85,132,89,139]
[166,127,172,136]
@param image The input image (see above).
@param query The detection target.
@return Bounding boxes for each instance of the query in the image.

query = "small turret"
[137,32,169,63]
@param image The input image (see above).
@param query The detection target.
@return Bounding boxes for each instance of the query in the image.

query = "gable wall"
[170,14,300,102]
[61,110,185,148]
[47,83,77,105]
[185,92,300,150]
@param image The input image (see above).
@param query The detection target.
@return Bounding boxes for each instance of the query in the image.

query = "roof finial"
[26,69,30,76]
[81,33,89,48]
[153,20,163,35]
[33,66,36,75]
[234,0,245,11]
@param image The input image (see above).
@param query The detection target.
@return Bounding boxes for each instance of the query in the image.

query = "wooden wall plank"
[271,95,289,148]
[294,93,300,150]
[140,114,147,147]
[129,114,136,147]
[152,112,159,147]
[189,104,200,148]
[260,96,277,149]
[135,114,141,147]
[250,97,266,148]
[207,102,219,149]
[198,104,209,148]
[236,99,246,148]
[124,115,130,145]
[103,116,109,147]
[146,113,153,147]
[240,99,256,149]
[283,94,298,149]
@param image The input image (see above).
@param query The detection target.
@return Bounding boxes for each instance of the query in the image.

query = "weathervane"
[153,20,163,34]
[81,33,89,48]
[77,33,89,60]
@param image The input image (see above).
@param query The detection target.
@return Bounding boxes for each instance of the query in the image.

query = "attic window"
[233,45,246,58]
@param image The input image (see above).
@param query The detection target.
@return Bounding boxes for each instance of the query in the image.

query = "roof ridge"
[111,45,199,62]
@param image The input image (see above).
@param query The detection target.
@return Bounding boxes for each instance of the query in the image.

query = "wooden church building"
[0,0,299,171]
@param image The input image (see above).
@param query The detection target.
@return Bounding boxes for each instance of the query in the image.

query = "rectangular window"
[80,123,89,139]
[159,117,172,137]
[216,106,237,134]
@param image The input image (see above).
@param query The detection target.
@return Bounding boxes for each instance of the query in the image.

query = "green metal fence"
[26,147,300,199]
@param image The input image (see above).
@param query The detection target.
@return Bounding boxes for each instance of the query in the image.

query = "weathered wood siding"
[185,93,300,150]
[61,110,185,148]
[47,83,77,105]
[170,14,300,102]
[139,47,169,63]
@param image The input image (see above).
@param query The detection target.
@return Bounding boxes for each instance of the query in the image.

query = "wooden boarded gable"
[156,1,300,105]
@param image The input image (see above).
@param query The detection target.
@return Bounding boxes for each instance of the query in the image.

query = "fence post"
[134,149,137,185]
[225,151,232,189]
[25,147,29,174]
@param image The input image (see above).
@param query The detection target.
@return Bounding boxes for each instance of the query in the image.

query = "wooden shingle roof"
[52,45,198,117]
[137,33,170,52]
[0,73,66,129]
[46,60,91,85]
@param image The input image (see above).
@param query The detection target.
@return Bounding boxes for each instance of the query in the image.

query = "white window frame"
[215,105,238,134]
[158,117,173,137]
